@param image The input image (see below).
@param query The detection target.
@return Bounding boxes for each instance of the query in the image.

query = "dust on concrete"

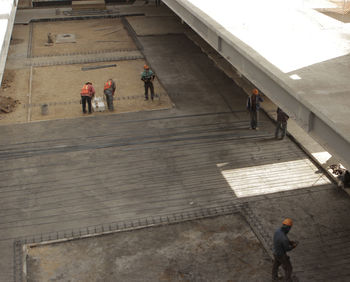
[26,214,272,282]
[0,70,25,121]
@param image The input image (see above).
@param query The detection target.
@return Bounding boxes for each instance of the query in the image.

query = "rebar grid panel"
[30,48,140,58]
[13,203,242,282]
[240,203,273,258]
[26,55,144,67]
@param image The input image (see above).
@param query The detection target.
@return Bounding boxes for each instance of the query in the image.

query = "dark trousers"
[144,82,154,100]
[81,96,92,113]
[250,110,258,129]
[272,254,293,281]
[105,93,114,111]
[275,121,287,139]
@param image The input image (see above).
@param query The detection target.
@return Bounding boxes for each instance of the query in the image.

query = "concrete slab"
[184,22,350,195]
[127,15,187,36]
[25,214,271,281]
[162,0,350,169]
[1,4,350,282]
[31,19,137,57]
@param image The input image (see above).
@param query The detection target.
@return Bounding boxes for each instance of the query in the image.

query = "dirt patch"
[0,69,29,124]
[26,214,271,281]
[32,19,137,57]
[0,96,20,113]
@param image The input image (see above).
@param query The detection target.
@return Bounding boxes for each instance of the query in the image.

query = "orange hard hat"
[144,64,149,70]
[252,88,259,95]
[282,218,293,226]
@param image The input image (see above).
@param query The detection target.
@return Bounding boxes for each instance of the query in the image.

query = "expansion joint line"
[26,66,33,122]
[240,202,273,259]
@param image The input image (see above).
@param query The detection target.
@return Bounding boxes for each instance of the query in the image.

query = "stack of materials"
[92,97,106,112]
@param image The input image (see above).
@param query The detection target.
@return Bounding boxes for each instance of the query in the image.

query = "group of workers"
[80,64,156,114]
[246,88,289,139]
[80,66,298,281]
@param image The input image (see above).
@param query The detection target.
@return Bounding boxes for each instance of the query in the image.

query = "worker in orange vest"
[80,82,95,114]
[104,79,116,111]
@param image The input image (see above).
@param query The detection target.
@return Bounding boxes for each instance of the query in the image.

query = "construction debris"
[92,97,105,112]
[0,96,19,113]
[329,164,346,176]
[45,33,54,46]
[55,34,76,44]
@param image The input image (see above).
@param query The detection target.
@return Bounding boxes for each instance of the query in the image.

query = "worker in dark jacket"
[275,107,289,139]
[272,218,298,281]
[141,64,156,101]
[246,88,263,130]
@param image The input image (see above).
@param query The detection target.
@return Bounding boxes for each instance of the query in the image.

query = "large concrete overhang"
[0,0,18,86]
[162,0,350,169]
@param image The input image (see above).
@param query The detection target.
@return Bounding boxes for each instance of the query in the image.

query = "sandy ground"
[6,24,30,61]
[32,18,137,57]
[0,17,172,124]
[0,60,172,124]
[26,214,272,282]
[29,59,171,121]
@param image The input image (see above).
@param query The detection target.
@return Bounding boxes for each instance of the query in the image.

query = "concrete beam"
[162,0,350,169]
[0,0,18,87]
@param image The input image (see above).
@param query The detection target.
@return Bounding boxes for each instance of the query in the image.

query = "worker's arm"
[112,82,116,95]
[289,240,298,249]
[282,237,294,252]
[141,72,146,81]
[90,86,96,97]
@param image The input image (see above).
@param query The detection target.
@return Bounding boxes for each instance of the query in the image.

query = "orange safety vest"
[104,80,112,90]
[81,84,90,96]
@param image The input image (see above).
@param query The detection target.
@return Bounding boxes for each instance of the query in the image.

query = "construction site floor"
[1,2,350,281]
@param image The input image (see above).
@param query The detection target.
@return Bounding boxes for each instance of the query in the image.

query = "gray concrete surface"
[26,214,272,281]
[162,0,350,170]
[1,3,350,282]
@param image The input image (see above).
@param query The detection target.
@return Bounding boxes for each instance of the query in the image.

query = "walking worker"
[246,88,263,130]
[141,64,156,101]
[104,78,116,111]
[272,218,298,282]
[275,107,289,140]
[80,82,95,114]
